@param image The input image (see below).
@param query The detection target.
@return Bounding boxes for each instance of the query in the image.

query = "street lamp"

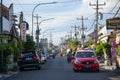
[38,18,54,27]
[43,28,55,40]
[32,1,57,39]
[36,18,54,50]
[43,28,55,39]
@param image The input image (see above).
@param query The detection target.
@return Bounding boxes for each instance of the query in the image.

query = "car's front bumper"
[73,63,99,71]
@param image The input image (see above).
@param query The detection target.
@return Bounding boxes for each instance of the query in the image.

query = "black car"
[18,50,41,71]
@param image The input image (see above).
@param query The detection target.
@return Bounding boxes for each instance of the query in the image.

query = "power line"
[15,0,27,21]
[77,16,87,48]
[86,20,95,32]
[113,7,120,17]
[109,0,120,12]
[6,0,81,5]
[58,0,81,3]
[85,16,95,31]
[71,25,79,39]
[89,0,105,47]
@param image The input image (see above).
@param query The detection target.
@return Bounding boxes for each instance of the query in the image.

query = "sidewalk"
[100,62,120,75]
[0,71,19,80]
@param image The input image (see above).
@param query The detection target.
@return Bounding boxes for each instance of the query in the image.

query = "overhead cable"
[7,0,81,5]
[113,7,120,17]
[85,20,95,32]
[109,0,120,12]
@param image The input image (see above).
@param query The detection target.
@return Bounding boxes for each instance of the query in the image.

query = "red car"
[72,50,100,72]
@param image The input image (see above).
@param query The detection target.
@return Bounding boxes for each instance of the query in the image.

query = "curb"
[100,63,120,76]
[100,63,117,72]
[0,71,19,80]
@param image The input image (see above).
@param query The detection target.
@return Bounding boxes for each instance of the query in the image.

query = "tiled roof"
[1,4,9,20]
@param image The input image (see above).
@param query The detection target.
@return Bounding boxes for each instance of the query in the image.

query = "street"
[6,55,120,80]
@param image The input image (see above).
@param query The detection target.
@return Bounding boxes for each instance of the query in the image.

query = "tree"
[116,45,120,55]
[86,40,94,48]
[100,42,112,60]
[95,44,103,56]
[24,34,36,51]
[68,39,81,55]
[68,39,80,48]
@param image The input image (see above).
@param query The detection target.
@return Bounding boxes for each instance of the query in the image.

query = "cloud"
[28,0,117,45]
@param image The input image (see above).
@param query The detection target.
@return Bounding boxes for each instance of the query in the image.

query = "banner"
[21,22,26,42]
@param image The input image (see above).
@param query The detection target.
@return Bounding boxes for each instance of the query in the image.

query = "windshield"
[76,52,95,58]
[21,51,36,57]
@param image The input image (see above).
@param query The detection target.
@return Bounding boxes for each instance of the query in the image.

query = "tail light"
[34,56,39,60]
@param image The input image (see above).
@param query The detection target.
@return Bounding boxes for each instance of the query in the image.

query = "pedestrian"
[66,49,72,63]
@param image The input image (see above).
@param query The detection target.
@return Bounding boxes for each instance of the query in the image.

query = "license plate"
[84,65,91,68]
[25,58,32,60]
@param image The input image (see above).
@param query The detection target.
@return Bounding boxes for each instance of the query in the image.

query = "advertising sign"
[21,22,26,42]
[106,18,120,29]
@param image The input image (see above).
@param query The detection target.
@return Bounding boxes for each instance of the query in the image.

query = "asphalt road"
[6,55,120,80]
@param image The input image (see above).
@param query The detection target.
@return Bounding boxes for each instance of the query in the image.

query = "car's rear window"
[76,52,95,58]
[21,51,36,57]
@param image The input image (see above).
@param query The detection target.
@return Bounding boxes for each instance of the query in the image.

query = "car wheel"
[19,67,24,71]
[37,65,41,70]
[95,69,100,72]
[73,68,78,72]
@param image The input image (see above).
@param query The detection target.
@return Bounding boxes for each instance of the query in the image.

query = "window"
[76,52,95,58]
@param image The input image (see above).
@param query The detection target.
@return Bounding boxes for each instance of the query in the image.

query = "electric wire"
[109,0,120,12]
[57,0,81,3]
[113,7,120,17]
[6,0,81,5]
[85,20,95,32]
[15,0,27,21]
[100,0,120,19]
[85,16,95,31]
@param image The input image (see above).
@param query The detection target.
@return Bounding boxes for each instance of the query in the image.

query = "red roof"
[1,4,9,20]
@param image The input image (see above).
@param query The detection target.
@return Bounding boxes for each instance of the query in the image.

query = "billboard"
[106,18,120,29]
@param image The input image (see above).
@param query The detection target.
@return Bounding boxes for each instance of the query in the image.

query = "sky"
[3,0,120,45]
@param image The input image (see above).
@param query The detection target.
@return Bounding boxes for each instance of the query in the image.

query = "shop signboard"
[106,18,120,29]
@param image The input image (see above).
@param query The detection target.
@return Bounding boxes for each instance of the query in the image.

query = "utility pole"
[19,11,23,39]
[0,0,3,72]
[71,25,79,39]
[89,0,105,47]
[68,30,72,40]
[34,14,41,50]
[77,16,87,49]
[50,32,52,45]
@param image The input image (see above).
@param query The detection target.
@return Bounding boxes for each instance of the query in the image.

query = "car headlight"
[94,59,99,63]
[75,59,81,64]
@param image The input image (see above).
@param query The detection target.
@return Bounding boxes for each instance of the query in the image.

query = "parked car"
[72,50,100,72]
[18,50,41,71]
